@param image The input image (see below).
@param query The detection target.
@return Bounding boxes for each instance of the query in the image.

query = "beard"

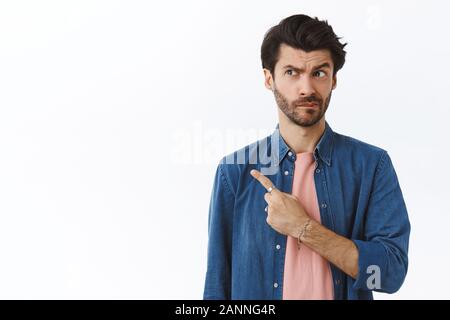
[273,85,332,127]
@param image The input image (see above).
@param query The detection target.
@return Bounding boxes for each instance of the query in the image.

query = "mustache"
[294,96,322,105]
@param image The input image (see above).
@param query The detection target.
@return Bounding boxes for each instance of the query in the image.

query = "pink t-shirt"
[282,152,334,300]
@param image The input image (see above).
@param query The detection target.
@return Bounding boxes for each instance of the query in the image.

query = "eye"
[313,70,326,78]
[285,69,297,76]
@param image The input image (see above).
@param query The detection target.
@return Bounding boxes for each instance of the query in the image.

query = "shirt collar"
[273,120,334,166]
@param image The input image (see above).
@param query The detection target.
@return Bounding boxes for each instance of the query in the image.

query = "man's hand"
[250,169,359,279]
[250,169,310,238]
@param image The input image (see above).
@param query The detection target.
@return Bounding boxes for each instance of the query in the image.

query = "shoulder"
[332,130,389,166]
[215,136,269,195]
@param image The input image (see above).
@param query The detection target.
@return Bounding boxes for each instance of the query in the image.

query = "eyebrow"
[282,62,331,72]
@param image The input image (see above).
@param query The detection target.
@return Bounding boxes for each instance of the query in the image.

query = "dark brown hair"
[261,14,347,77]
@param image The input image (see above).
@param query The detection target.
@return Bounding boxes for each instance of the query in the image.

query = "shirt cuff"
[352,239,387,291]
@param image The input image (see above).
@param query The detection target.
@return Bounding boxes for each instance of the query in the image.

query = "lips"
[297,102,318,108]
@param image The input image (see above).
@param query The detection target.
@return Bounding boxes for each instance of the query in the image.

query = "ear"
[263,68,274,91]
[332,75,337,90]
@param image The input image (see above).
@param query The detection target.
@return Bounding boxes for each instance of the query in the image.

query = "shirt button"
[276,244,281,250]
[284,170,289,176]
[288,151,293,157]
[316,168,320,173]
[321,203,327,209]
[273,282,278,288]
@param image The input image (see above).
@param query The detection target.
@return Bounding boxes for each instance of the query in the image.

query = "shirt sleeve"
[351,151,411,293]
[203,161,235,300]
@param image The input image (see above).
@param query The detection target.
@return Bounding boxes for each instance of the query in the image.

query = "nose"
[297,75,315,97]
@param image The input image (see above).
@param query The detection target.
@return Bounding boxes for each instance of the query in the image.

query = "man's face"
[264,44,337,127]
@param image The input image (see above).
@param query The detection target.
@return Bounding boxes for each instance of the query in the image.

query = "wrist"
[296,218,312,249]
[290,217,308,238]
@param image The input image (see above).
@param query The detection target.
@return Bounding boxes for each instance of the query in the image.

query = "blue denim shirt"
[203,121,410,300]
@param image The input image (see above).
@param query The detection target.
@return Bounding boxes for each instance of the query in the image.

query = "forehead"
[276,43,333,68]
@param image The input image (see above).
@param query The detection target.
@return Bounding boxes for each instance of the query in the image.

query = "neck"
[278,110,326,154]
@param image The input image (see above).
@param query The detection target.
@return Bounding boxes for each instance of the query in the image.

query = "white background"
[0,0,449,299]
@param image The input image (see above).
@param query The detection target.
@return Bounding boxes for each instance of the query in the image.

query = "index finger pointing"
[250,169,276,192]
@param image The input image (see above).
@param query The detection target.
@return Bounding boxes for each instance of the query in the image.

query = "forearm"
[299,219,359,279]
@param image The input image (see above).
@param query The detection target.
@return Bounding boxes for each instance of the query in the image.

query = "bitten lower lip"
[297,103,318,108]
